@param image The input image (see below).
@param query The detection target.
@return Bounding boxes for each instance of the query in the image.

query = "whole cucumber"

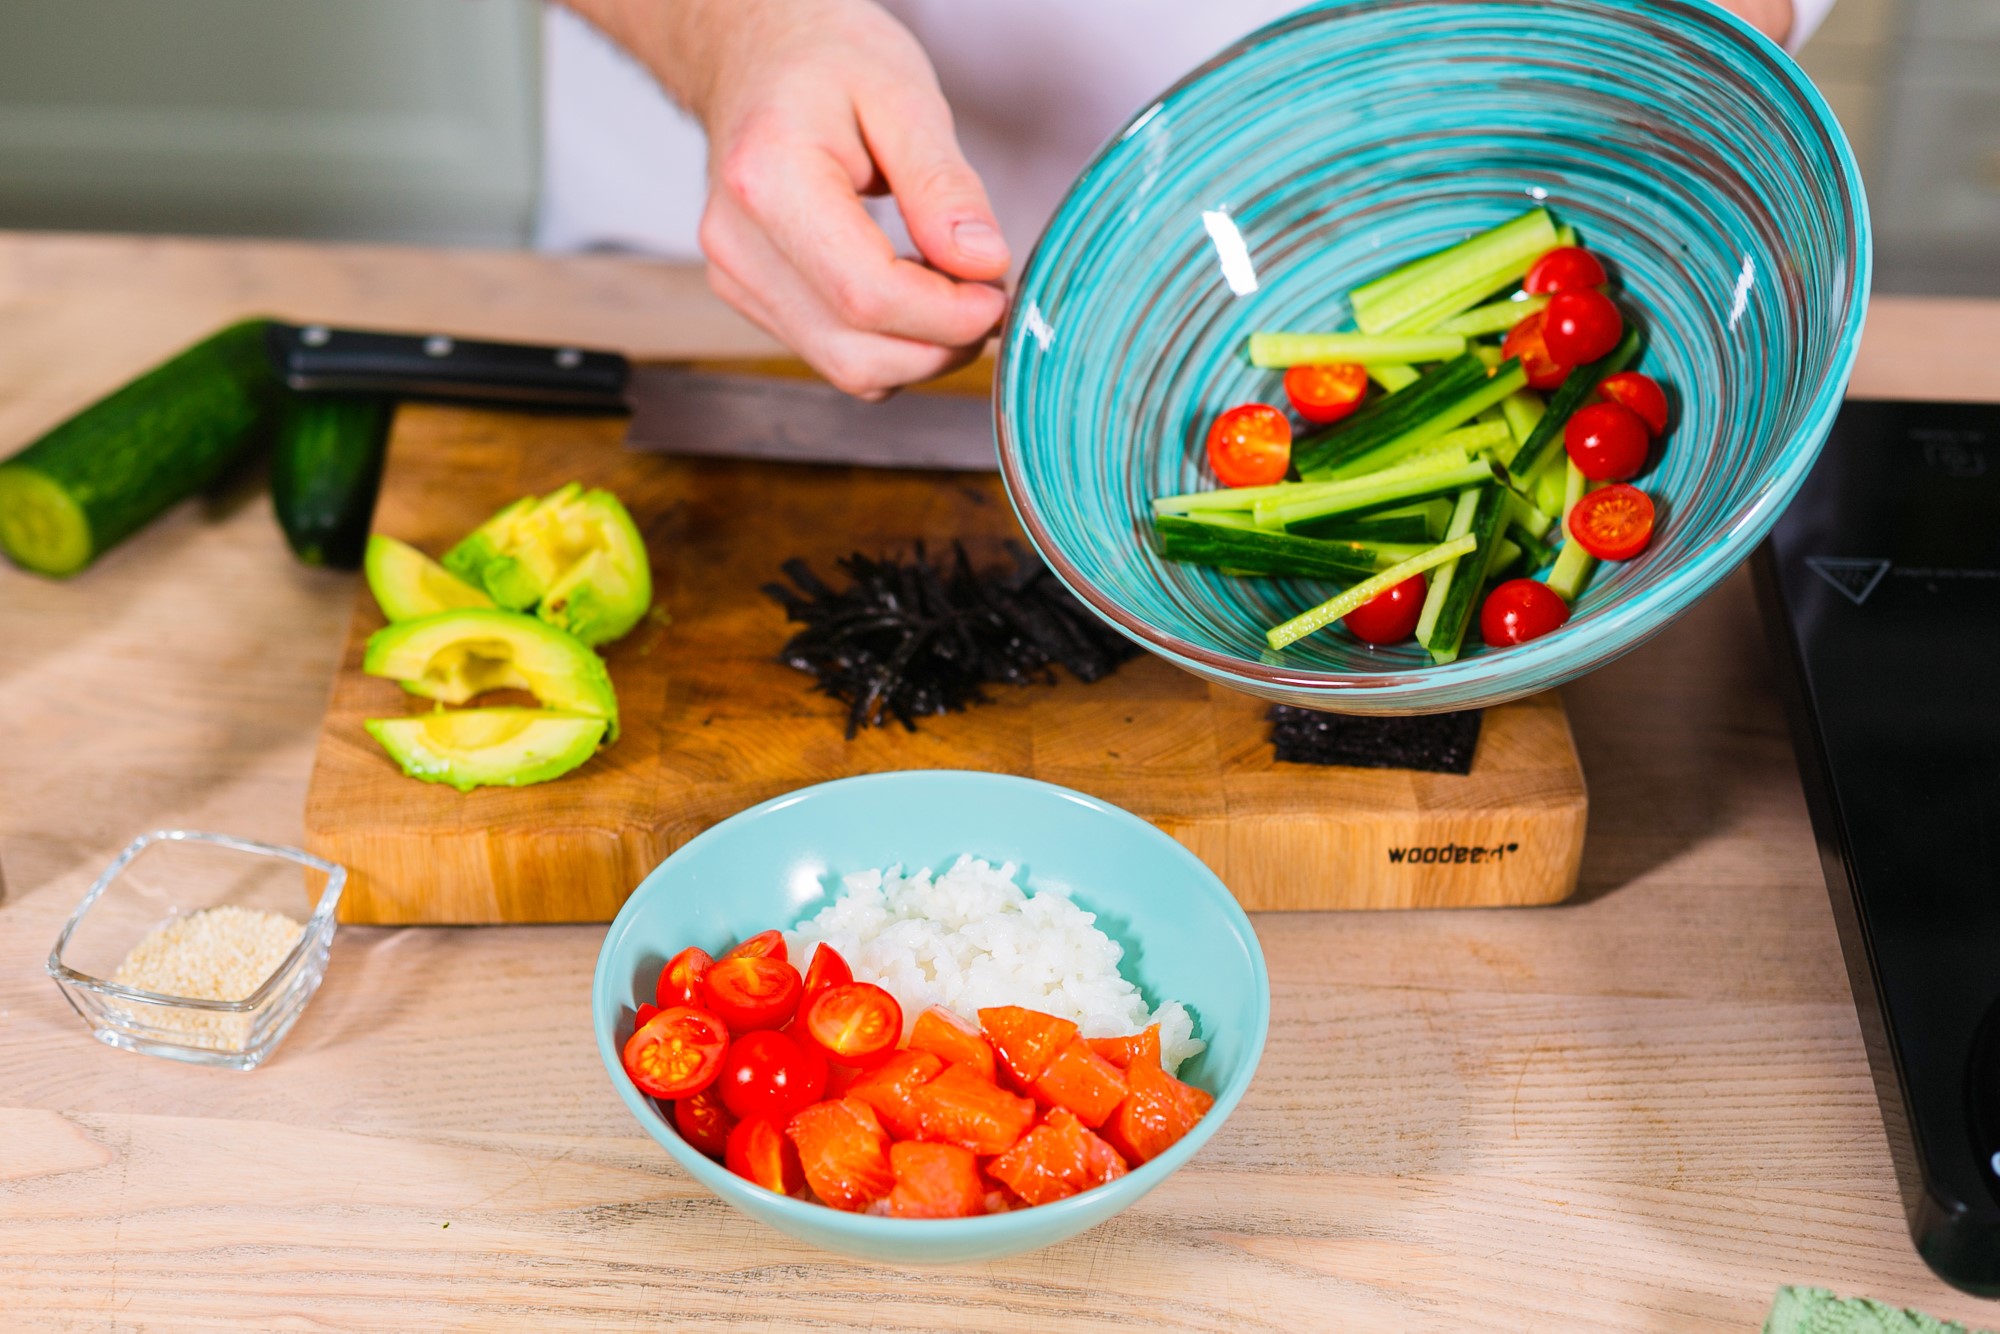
[0,318,281,576]
[270,393,394,569]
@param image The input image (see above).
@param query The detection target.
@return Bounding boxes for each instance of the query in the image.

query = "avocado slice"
[442,483,652,647]
[363,608,620,741]
[365,534,494,622]
[364,708,607,792]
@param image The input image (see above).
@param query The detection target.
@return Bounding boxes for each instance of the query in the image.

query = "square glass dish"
[46,830,345,1070]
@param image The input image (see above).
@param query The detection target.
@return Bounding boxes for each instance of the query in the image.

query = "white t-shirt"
[536,0,1836,261]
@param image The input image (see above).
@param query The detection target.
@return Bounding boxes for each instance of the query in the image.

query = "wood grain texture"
[2,234,1997,1332]
[304,403,1584,923]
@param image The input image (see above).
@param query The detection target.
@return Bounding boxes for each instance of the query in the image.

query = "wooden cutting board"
[304,395,1586,923]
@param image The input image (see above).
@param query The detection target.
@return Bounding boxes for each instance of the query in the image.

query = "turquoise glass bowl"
[996,0,1871,713]
[591,771,1270,1263]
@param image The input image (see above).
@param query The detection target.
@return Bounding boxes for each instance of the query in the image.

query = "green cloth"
[1765,1286,1995,1334]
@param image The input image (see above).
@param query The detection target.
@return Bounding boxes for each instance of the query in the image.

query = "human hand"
[571,0,1009,399]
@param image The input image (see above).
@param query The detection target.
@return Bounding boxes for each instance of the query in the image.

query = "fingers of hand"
[856,84,1011,282]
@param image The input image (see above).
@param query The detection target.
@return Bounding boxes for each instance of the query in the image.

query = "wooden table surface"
[3,233,1998,1332]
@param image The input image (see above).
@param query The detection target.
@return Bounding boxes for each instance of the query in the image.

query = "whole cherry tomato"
[702,955,804,1032]
[621,1006,730,1100]
[1341,573,1428,645]
[1283,363,1369,426]
[1596,371,1669,436]
[1479,579,1570,647]
[1564,401,1651,482]
[657,946,712,1009]
[715,1029,830,1122]
[1501,312,1571,391]
[1567,484,1657,561]
[1524,245,1608,294]
[1541,289,1624,366]
[1205,404,1292,488]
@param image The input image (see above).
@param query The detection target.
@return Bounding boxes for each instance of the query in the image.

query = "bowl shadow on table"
[1559,569,1780,906]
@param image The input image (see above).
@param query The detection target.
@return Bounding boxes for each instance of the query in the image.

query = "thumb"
[858,87,1011,282]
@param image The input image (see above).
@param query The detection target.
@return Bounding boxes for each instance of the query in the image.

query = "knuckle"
[826,272,888,330]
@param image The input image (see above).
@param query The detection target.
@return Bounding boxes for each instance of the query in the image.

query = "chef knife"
[264,321,998,471]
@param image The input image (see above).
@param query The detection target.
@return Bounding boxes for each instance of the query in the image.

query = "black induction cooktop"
[1754,397,2000,1296]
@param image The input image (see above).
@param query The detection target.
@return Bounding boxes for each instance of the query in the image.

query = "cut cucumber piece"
[1504,326,1642,481]
[1352,211,1559,334]
[364,707,607,793]
[1422,485,1511,665]
[1153,516,1380,582]
[364,607,619,741]
[1434,292,1550,338]
[1413,488,1484,648]
[1260,458,1494,531]
[366,534,495,622]
[0,318,280,576]
[1266,533,1478,650]
[1292,354,1487,478]
[271,393,393,569]
[1247,332,1466,368]
[1306,362,1526,481]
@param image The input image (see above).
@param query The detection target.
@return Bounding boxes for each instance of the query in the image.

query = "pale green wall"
[0,0,540,245]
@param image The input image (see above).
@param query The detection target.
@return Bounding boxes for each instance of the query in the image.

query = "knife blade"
[263,321,997,471]
[621,364,995,471]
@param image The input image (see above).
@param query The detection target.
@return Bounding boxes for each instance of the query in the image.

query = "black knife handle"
[264,322,631,411]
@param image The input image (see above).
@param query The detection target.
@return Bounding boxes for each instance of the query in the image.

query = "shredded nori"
[766,543,1138,736]
[1267,705,1483,774]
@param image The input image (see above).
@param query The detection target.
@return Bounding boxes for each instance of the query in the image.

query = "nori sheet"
[1267,705,1482,774]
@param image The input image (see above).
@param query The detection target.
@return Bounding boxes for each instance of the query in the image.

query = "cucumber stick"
[1153,516,1380,582]
[0,319,280,575]
[1307,361,1526,481]
[1422,484,1510,664]
[1350,211,1557,334]
[1292,354,1485,477]
[1434,292,1550,338]
[1248,332,1466,368]
[1266,533,1478,650]
[272,393,394,569]
[1413,488,1483,646]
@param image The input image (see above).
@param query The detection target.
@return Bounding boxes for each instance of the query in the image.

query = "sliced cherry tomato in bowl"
[1501,311,1571,391]
[1282,362,1368,426]
[716,1028,829,1122]
[657,946,712,1009]
[1564,401,1650,482]
[1205,403,1291,487]
[801,982,904,1068]
[1596,371,1669,436]
[1523,245,1608,294]
[702,955,804,1033]
[1541,288,1624,366]
[1567,484,1656,561]
[621,1005,730,1100]
[633,1002,661,1031]
[1341,572,1427,645]
[721,929,787,963]
[725,1113,805,1195]
[673,1085,737,1159]
[801,942,852,1001]
[1479,579,1570,647]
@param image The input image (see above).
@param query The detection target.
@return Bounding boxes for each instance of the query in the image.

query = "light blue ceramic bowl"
[591,771,1270,1264]
[997,0,1871,714]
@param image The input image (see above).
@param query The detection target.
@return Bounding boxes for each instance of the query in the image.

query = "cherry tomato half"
[673,1085,737,1159]
[716,1029,830,1122]
[1282,363,1369,426]
[1541,289,1624,366]
[1479,579,1570,647]
[1206,403,1292,488]
[721,929,788,963]
[1501,311,1572,391]
[1524,245,1609,294]
[657,946,712,1009]
[1564,401,1651,482]
[621,1005,730,1100]
[800,982,905,1068]
[801,942,853,1002]
[1597,371,1670,436]
[1567,484,1656,561]
[1342,573,1427,645]
[726,1113,806,1195]
[702,955,804,1033]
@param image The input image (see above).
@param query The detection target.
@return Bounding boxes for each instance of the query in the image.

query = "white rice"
[784,856,1204,1076]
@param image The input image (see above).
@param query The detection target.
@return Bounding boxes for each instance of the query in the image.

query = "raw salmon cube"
[910,1062,1035,1155]
[787,1098,894,1212]
[885,1141,985,1218]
